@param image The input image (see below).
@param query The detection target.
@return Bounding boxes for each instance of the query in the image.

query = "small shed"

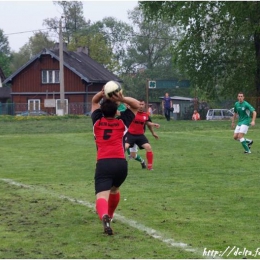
[160,95,194,120]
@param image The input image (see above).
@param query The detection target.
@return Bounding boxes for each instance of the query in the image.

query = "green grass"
[0,116,260,259]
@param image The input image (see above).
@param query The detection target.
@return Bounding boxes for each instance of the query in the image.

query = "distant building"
[159,95,194,120]
[3,43,122,115]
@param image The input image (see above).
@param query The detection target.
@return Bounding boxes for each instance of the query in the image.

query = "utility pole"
[59,16,65,116]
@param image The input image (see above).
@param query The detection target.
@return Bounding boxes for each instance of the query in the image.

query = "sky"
[0,0,138,52]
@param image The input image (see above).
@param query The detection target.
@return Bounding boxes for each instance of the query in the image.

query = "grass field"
[0,116,260,259]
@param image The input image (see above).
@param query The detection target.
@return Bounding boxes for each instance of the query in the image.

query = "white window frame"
[42,70,60,84]
[28,99,41,110]
[56,99,68,115]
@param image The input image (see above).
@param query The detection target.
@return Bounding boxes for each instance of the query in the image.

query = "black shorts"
[125,133,149,150]
[95,158,128,194]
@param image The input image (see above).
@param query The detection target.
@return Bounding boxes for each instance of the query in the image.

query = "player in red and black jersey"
[91,89,139,235]
[125,100,160,170]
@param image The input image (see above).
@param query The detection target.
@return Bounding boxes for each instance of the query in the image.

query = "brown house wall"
[12,94,86,104]
[88,84,103,92]
[11,55,86,94]
[10,54,108,114]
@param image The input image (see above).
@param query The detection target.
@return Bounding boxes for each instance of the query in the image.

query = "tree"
[68,32,116,72]
[140,1,260,100]
[10,45,31,73]
[125,7,178,74]
[28,31,55,56]
[120,7,184,100]
[43,1,88,44]
[43,1,119,70]
[67,16,136,73]
[10,32,55,72]
[0,28,12,77]
[90,17,134,74]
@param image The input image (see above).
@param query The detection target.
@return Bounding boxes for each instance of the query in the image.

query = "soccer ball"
[104,81,122,98]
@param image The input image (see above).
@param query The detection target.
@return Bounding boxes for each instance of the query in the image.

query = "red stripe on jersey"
[93,117,128,159]
[128,112,149,135]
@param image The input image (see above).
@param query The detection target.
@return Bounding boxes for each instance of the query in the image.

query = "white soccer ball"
[104,81,122,98]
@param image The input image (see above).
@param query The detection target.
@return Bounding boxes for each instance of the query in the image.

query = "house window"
[28,99,41,110]
[42,70,60,84]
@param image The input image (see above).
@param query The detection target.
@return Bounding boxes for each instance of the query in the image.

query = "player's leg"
[126,148,131,158]
[136,135,153,170]
[142,142,153,170]
[129,144,137,159]
[130,144,146,169]
[96,190,110,219]
[239,134,251,153]
[234,126,246,151]
[95,162,111,221]
[234,131,252,146]
[108,187,120,220]
[237,125,250,153]
[235,131,253,147]
[125,134,134,157]
[246,139,253,148]
[95,159,114,235]
[233,128,239,141]
[108,159,128,221]
[96,190,113,235]
[125,142,132,159]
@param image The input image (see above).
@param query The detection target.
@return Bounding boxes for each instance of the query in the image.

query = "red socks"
[108,192,120,219]
[96,192,120,220]
[96,198,108,220]
[146,151,153,169]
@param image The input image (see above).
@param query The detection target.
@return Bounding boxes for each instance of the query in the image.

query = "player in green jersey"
[231,92,257,154]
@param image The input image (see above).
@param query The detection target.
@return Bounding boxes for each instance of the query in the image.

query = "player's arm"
[91,90,104,112]
[109,92,139,115]
[111,93,139,115]
[146,116,160,128]
[146,121,160,139]
[123,97,139,115]
[231,112,237,128]
[251,110,257,126]
[146,121,160,129]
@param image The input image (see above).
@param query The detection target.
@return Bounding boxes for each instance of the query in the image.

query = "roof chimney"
[53,42,67,51]
[77,46,89,55]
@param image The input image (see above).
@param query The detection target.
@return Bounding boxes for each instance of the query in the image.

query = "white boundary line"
[1,178,213,259]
